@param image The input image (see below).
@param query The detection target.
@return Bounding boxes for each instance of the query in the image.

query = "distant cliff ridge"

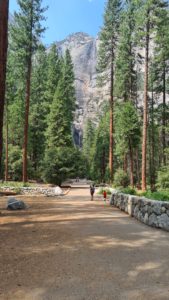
[55,32,109,146]
[55,32,169,147]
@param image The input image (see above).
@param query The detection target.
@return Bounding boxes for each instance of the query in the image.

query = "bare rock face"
[56,32,108,146]
[56,32,169,147]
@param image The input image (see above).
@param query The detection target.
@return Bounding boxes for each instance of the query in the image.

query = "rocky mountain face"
[56,32,109,146]
[55,32,169,147]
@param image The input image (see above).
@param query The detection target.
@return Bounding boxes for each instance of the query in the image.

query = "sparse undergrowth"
[118,187,169,202]
[118,187,137,195]
[0,181,33,188]
[139,190,169,202]
[0,181,35,194]
[97,187,112,195]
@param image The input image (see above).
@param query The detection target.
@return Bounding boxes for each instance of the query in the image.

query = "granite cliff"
[55,32,109,146]
[55,32,169,147]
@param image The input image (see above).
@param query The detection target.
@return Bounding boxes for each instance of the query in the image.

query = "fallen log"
[0,190,18,196]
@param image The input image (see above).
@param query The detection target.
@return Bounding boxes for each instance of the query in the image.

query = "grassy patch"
[139,190,169,202]
[119,187,137,195]
[97,187,112,195]
[118,187,169,202]
[0,181,33,188]
[0,181,37,194]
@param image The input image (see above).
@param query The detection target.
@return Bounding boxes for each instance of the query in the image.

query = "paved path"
[0,188,169,300]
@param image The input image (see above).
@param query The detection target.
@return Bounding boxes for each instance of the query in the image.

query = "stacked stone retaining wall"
[0,186,63,196]
[110,192,169,231]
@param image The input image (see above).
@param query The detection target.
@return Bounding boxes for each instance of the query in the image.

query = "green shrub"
[119,188,169,201]
[114,168,129,188]
[140,190,169,201]
[0,181,32,188]
[157,167,169,189]
[8,145,22,181]
[98,187,112,195]
[43,146,86,185]
[13,188,21,194]
[120,187,136,195]
[23,182,30,188]
[7,145,34,181]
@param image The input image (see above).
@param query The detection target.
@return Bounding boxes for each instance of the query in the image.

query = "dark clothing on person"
[90,185,95,200]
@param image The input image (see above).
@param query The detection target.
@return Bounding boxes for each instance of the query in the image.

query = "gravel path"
[0,188,169,300]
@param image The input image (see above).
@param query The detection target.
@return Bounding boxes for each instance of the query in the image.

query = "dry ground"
[0,188,169,300]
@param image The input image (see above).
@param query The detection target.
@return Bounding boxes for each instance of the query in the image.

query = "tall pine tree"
[115,0,137,102]
[115,101,140,187]
[45,43,62,109]
[153,1,169,166]
[97,0,122,181]
[135,0,165,191]
[11,0,46,182]
[29,44,48,175]
[0,0,9,176]
[43,50,76,184]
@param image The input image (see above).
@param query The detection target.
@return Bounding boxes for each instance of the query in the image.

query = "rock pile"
[1,186,63,197]
[21,186,63,196]
[111,192,169,231]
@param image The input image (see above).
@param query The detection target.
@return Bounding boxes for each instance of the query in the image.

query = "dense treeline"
[0,0,169,191]
[84,0,169,191]
[0,0,9,173]
[2,0,85,185]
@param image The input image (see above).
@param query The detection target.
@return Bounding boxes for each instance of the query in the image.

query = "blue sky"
[9,0,106,45]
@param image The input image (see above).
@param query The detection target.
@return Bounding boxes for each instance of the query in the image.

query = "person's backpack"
[90,186,95,193]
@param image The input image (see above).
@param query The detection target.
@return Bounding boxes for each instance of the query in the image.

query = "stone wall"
[0,186,63,197]
[110,192,169,231]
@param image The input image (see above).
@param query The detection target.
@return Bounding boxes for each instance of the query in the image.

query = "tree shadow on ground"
[0,194,169,300]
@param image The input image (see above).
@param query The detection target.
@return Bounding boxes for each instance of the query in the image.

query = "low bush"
[98,187,112,195]
[114,168,129,188]
[117,187,169,201]
[0,181,31,188]
[119,187,136,195]
[157,167,169,189]
[43,146,87,185]
[140,190,169,202]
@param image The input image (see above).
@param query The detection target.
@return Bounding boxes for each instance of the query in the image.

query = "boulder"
[7,197,27,210]
[54,186,63,195]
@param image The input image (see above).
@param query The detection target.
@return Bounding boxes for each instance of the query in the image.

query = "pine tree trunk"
[142,14,149,192]
[102,147,106,182]
[136,148,141,189]
[109,52,114,181]
[123,154,128,173]
[22,1,33,183]
[109,103,113,180]
[158,132,162,166]
[129,35,133,101]
[150,85,155,191]
[162,64,166,166]
[0,0,9,176]
[129,6,136,103]
[23,57,32,183]
[129,139,134,188]
[5,99,8,181]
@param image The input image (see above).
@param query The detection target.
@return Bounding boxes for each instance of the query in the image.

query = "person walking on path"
[90,184,95,201]
[103,190,107,204]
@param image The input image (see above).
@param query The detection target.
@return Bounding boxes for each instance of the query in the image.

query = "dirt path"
[0,188,169,300]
